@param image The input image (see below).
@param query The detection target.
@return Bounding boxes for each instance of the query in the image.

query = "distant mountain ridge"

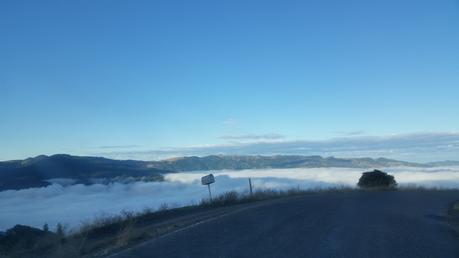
[425,160,459,167]
[147,155,423,171]
[1,154,456,191]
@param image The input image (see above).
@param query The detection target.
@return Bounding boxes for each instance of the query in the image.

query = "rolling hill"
[0,154,169,191]
[1,154,452,191]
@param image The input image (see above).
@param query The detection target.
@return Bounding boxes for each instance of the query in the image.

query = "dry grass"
[41,187,355,257]
[448,200,459,241]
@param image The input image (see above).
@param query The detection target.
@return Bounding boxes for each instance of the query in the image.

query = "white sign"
[201,174,215,185]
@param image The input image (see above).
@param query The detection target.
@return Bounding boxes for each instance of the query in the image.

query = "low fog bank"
[1,166,459,231]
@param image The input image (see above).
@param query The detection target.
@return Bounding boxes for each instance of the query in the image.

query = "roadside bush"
[357,169,397,190]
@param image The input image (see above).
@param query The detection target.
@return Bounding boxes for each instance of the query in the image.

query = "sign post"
[207,184,212,201]
[201,174,215,201]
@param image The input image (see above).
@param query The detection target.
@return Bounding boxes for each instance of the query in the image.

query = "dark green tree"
[56,223,65,239]
[357,169,397,189]
[43,223,49,233]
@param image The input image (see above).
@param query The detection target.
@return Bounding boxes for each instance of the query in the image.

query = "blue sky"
[1,0,459,162]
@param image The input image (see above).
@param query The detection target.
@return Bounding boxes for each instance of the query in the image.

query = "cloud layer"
[98,132,459,162]
[219,133,285,141]
[2,166,459,231]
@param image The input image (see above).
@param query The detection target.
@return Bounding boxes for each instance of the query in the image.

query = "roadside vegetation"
[0,186,353,258]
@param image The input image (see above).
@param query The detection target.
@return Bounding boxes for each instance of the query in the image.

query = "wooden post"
[249,178,253,196]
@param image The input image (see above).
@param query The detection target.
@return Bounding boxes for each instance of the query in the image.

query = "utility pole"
[248,178,253,196]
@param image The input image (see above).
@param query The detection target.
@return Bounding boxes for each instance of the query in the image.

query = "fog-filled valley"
[2,166,459,231]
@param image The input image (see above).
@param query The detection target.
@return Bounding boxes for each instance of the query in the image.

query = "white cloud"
[97,145,142,149]
[222,118,239,128]
[219,133,285,141]
[336,130,367,136]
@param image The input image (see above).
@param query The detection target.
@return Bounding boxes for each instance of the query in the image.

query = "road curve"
[111,191,459,258]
